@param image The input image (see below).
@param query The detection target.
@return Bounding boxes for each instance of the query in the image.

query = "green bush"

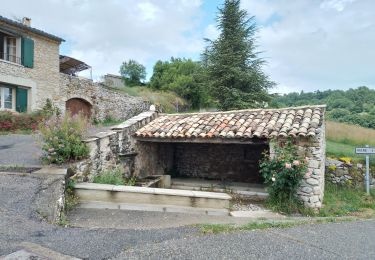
[93,167,124,185]
[0,111,43,132]
[260,139,308,213]
[93,167,137,186]
[0,99,61,133]
[39,113,89,164]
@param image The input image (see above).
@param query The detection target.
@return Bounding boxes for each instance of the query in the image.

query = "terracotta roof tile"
[135,105,325,140]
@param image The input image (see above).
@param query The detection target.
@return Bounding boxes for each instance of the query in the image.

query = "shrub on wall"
[39,113,89,164]
[0,99,61,133]
[0,111,43,132]
[260,139,308,213]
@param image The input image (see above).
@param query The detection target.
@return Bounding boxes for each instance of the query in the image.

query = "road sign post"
[355,145,373,195]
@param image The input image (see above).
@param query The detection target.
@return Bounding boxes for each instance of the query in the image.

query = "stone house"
[0,16,63,112]
[0,15,147,120]
[73,105,325,209]
[133,105,326,209]
[103,74,125,89]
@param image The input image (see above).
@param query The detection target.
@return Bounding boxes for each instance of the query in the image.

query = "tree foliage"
[202,0,274,110]
[271,86,375,129]
[119,59,146,87]
[149,57,210,109]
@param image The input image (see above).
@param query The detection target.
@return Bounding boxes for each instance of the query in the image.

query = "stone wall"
[326,158,374,188]
[70,110,157,182]
[57,74,150,121]
[134,142,174,177]
[173,143,268,183]
[134,142,268,182]
[270,122,326,209]
[0,27,60,111]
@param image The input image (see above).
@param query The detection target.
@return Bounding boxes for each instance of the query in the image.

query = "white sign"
[355,147,375,154]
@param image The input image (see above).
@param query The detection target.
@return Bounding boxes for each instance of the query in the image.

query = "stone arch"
[66,97,93,118]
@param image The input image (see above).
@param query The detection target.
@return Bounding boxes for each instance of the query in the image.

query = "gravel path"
[0,134,42,166]
[1,173,375,259]
[118,220,375,259]
[0,174,197,259]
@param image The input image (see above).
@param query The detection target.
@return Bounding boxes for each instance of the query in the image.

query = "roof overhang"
[0,15,64,42]
[134,136,269,144]
[134,105,326,142]
[59,55,91,75]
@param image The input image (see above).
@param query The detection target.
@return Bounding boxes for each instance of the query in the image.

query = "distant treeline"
[270,87,375,129]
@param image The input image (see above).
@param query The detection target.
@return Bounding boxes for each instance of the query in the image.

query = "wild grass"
[319,183,375,217]
[326,121,375,146]
[93,167,125,185]
[93,115,122,127]
[199,221,297,234]
[107,86,188,113]
[93,167,137,186]
[199,217,356,234]
[326,121,375,164]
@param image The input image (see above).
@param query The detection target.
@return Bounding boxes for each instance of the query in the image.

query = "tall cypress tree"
[203,0,274,110]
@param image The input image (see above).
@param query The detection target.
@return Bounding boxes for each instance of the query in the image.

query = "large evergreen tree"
[203,0,274,110]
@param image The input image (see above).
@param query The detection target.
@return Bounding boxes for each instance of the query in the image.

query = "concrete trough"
[74,183,232,215]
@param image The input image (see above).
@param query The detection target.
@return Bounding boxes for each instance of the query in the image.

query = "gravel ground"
[1,173,375,260]
[0,174,197,259]
[0,134,42,166]
[118,220,375,259]
[68,208,255,230]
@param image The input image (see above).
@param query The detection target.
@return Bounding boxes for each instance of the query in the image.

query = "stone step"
[77,201,229,216]
[74,183,231,215]
[170,185,268,200]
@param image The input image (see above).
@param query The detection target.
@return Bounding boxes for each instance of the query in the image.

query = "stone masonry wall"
[173,143,268,183]
[270,122,326,209]
[57,74,150,121]
[70,110,158,182]
[326,158,374,188]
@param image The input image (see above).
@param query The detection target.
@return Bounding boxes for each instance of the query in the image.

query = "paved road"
[0,134,42,166]
[1,173,375,259]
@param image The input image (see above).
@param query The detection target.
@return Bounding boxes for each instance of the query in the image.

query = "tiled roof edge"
[162,105,327,117]
[0,15,65,42]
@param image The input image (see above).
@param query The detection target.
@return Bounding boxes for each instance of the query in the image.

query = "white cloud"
[1,0,374,93]
[1,0,204,79]
[242,0,375,93]
[320,0,356,12]
[204,24,220,40]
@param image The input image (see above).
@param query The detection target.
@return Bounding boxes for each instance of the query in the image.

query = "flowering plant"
[260,138,308,203]
[39,113,89,164]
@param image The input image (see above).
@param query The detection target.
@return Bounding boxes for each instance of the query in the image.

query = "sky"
[1,0,374,94]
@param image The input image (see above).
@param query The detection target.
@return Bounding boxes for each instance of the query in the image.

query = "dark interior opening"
[138,141,269,184]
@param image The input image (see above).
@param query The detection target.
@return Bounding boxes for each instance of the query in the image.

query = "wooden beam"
[134,137,269,145]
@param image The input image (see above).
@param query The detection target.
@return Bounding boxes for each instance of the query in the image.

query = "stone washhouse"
[74,105,326,210]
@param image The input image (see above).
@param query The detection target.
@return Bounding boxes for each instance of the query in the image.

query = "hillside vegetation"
[107,86,188,113]
[326,121,375,163]
[272,87,375,129]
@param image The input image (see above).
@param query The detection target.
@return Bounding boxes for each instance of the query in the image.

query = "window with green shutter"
[16,88,28,112]
[21,37,34,68]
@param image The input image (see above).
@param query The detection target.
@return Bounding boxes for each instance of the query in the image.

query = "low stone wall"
[57,74,150,121]
[326,158,374,188]
[70,110,158,182]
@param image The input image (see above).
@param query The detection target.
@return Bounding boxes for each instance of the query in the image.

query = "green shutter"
[21,37,34,68]
[16,88,28,113]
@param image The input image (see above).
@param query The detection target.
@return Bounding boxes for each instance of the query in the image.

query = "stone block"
[301,186,313,194]
[306,178,319,186]
[308,160,320,169]
[309,195,319,203]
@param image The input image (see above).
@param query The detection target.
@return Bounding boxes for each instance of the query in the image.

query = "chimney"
[22,17,31,27]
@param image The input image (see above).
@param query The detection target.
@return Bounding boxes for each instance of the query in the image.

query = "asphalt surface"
[0,134,42,166]
[1,173,375,259]
[0,174,197,259]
